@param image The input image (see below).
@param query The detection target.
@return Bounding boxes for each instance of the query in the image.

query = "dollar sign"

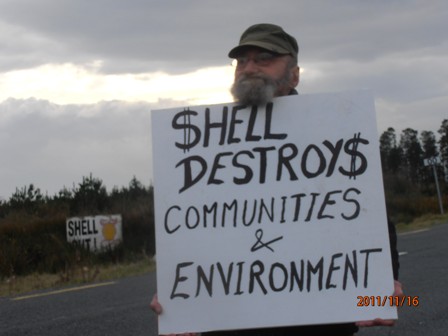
[183,109,191,152]
[339,133,369,179]
[172,108,200,153]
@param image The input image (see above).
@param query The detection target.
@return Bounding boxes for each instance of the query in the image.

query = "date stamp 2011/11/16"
[357,296,419,307]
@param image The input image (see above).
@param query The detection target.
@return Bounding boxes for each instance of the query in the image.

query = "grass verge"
[396,213,448,233]
[1,258,156,298]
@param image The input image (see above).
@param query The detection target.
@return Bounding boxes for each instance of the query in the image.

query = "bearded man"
[151,23,402,336]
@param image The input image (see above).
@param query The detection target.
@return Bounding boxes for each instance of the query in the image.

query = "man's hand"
[356,280,404,327]
[150,293,164,315]
[150,293,199,336]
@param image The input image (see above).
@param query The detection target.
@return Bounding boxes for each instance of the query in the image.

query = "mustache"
[235,73,272,84]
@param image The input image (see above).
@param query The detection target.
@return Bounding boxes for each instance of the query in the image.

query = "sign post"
[151,91,397,334]
[424,156,444,214]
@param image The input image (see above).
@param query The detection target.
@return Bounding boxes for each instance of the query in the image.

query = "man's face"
[231,47,299,106]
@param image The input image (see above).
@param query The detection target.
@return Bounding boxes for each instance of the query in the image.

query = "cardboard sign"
[151,91,397,334]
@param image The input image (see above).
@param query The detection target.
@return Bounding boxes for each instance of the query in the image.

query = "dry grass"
[1,258,156,297]
[396,213,448,233]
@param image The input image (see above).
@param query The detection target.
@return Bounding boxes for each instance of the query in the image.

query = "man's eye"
[235,53,278,68]
[237,57,248,65]
[257,53,275,62]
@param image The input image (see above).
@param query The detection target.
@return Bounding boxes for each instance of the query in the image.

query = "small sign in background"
[66,214,122,252]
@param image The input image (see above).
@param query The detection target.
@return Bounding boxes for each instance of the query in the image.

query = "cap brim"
[228,41,291,58]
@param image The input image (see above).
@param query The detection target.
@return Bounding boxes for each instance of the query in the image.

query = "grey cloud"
[1,0,445,74]
[0,0,240,73]
[0,97,189,199]
[295,1,448,62]
[303,52,448,104]
[0,21,65,72]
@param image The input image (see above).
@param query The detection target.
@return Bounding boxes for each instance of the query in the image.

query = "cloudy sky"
[1,0,447,200]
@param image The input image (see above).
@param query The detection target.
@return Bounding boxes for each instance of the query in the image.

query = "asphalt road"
[1,274,159,336]
[1,223,447,336]
[357,223,448,336]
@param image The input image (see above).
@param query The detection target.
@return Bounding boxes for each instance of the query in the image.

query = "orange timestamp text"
[357,296,419,307]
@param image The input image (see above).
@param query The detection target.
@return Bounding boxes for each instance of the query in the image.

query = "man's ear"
[291,66,300,87]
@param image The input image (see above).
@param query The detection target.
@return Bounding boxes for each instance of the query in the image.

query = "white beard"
[230,74,277,106]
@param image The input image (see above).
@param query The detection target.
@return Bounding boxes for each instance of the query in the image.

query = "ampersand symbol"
[251,229,283,253]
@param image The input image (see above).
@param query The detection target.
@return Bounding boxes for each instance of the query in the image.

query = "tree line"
[379,119,448,183]
[378,119,447,222]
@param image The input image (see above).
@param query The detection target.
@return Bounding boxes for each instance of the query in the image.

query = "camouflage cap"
[228,23,298,58]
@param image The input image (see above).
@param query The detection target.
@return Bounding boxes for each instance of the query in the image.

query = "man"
[229,23,300,106]
[151,23,403,336]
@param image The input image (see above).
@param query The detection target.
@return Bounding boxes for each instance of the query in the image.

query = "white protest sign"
[66,214,122,252]
[151,91,397,334]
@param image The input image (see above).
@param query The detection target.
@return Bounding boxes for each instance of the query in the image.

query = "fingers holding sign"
[150,293,163,315]
[356,280,404,327]
[150,293,199,336]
